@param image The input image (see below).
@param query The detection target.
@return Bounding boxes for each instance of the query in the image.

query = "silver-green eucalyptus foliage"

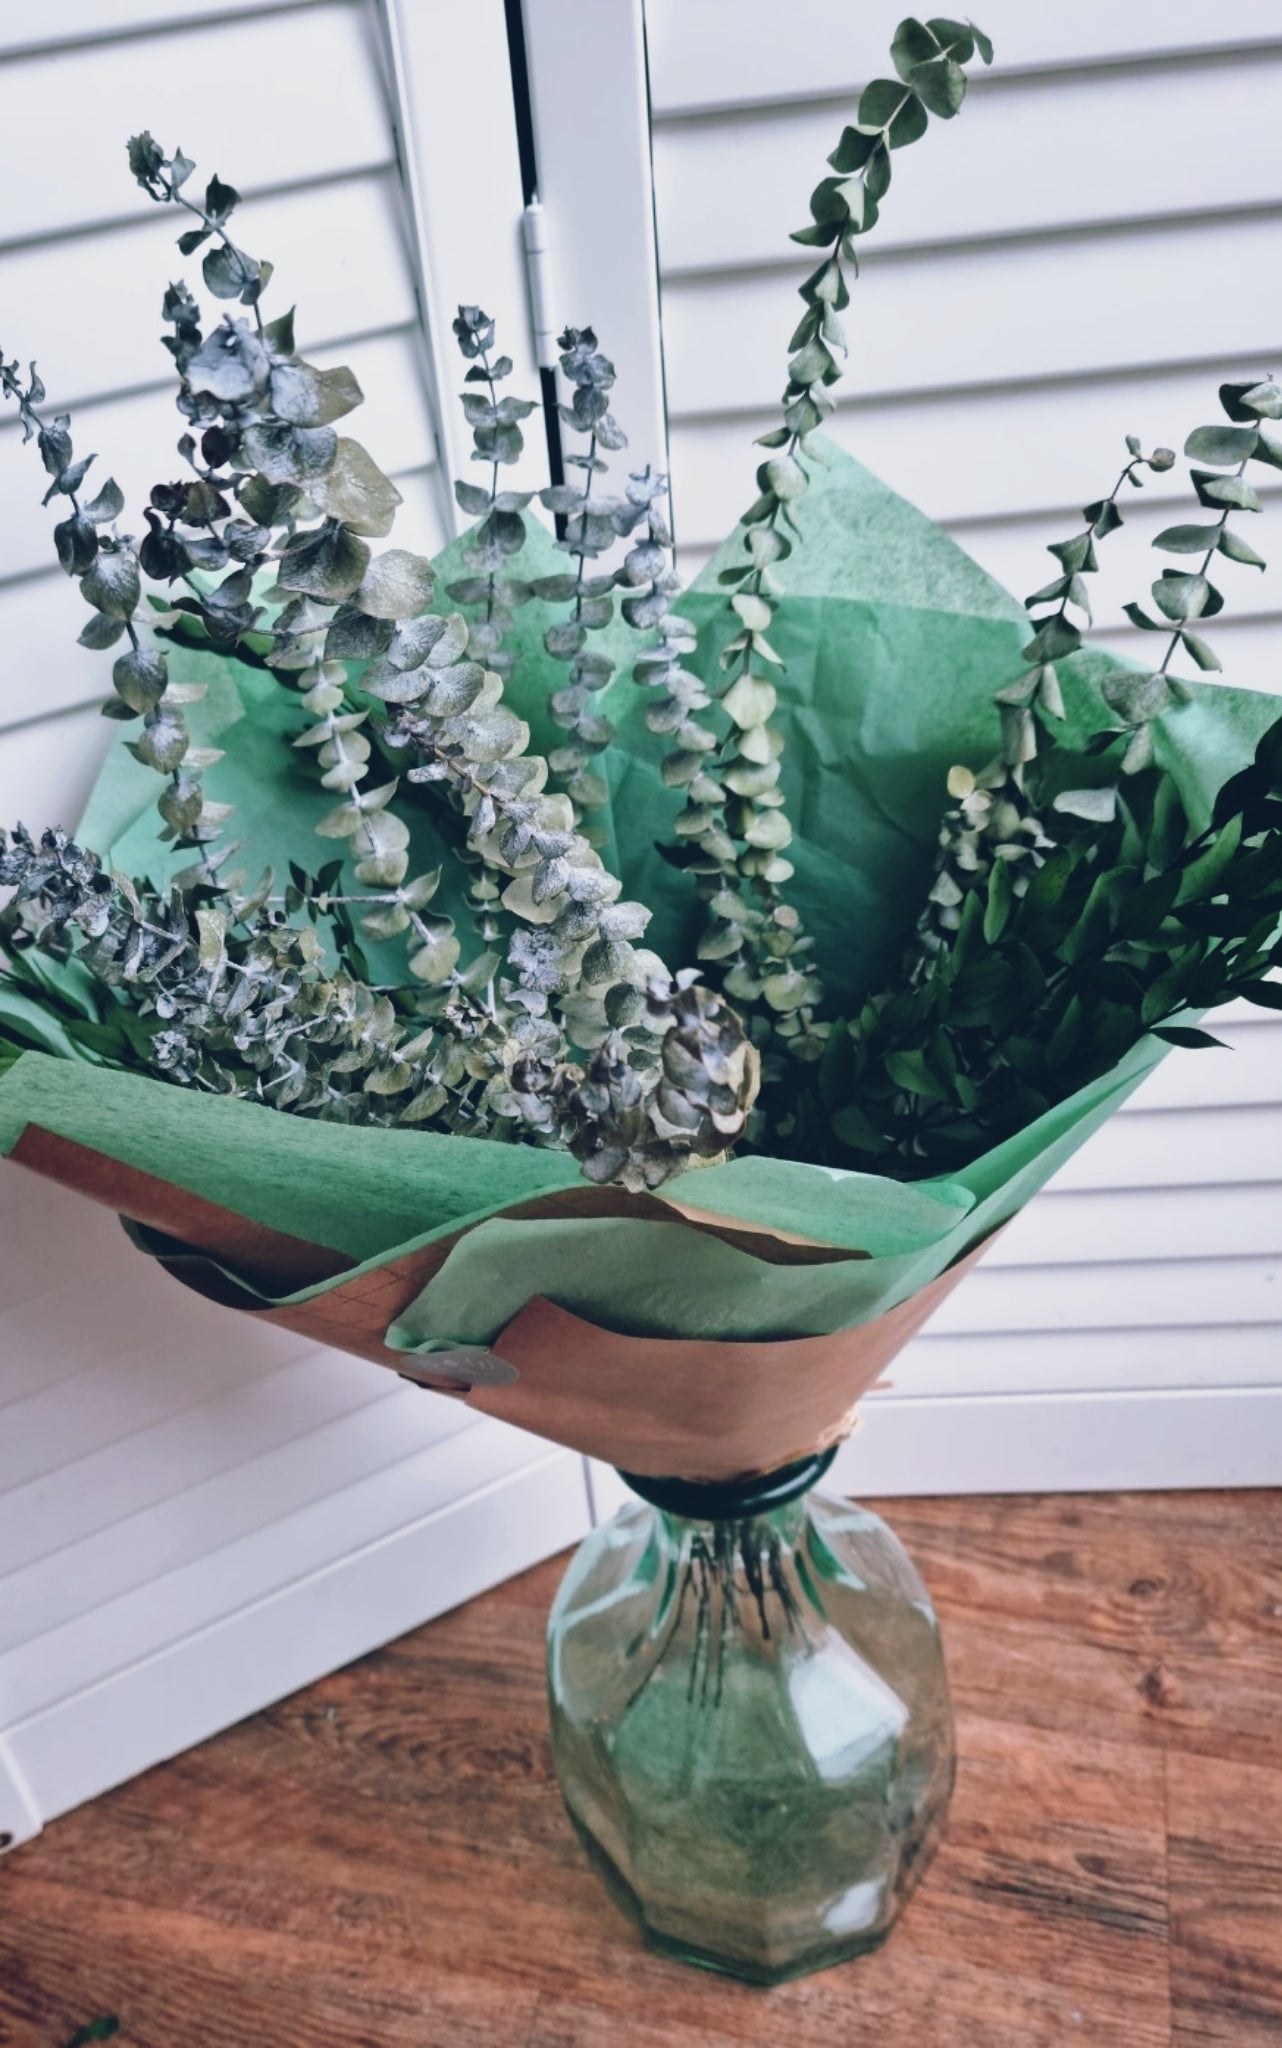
[0,138,756,1188]
[5,18,1282,1194]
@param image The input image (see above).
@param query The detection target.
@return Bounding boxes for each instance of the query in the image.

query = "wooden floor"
[2,1490,1281,2048]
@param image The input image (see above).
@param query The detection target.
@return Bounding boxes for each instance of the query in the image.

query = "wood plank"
[6,1489,1279,2046]
[1168,1751,1282,2046]
[885,1492,1282,1766]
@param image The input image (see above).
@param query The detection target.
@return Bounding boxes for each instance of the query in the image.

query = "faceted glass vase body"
[547,1476,955,1984]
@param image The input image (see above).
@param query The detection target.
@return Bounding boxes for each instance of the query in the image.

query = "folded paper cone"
[9,1121,990,1482]
[465,1243,990,1481]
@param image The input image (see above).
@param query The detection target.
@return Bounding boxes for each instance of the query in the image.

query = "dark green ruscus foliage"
[813,708,1282,1174]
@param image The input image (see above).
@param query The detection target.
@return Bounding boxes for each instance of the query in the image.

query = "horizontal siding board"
[989,1183,1282,1269]
[0,1307,324,1495]
[668,366,1282,539]
[654,52,1282,274]
[833,1384,1282,1496]
[0,1353,400,1579]
[661,212,1282,420]
[0,1183,127,1314]
[0,1349,376,1614]
[0,172,416,412]
[0,1,319,61]
[0,1413,559,1728]
[0,1263,208,1410]
[1050,1106,1282,1193]
[0,1377,476,1654]
[880,1321,1282,1399]
[926,1253,1281,1336]
[9,1450,590,1825]
[646,0,1282,114]
[0,3,389,245]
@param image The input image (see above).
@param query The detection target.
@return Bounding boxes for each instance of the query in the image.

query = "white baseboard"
[833,1385,1282,1496]
[589,1384,1282,1520]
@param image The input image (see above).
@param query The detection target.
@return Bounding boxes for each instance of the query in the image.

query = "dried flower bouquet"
[1,18,1279,1478]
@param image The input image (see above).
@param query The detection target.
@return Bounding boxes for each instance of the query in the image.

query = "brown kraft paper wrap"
[10,1125,992,1483]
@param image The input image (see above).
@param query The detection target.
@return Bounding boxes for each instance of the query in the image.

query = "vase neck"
[656,1495,809,1554]
[617,1445,837,1526]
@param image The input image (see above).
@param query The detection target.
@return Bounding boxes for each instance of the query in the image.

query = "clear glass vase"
[546,1450,955,1984]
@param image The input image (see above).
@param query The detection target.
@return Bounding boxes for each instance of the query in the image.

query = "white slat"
[0,1377,477,1652]
[0,3,390,245]
[0,1413,556,1728]
[0,705,113,833]
[990,1183,1282,1270]
[654,51,1282,274]
[1052,1106,1282,1193]
[646,1,1282,114]
[9,1450,589,1826]
[884,1321,1282,1399]
[927,1254,1281,1336]
[662,211,1282,420]
[834,1385,1282,1495]
[0,173,416,411]
[669,367,1282,540]
[0,2,318,61]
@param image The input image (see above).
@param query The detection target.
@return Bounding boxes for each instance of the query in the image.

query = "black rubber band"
[617,1445,838,1523]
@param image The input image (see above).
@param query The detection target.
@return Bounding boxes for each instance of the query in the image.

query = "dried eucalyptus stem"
[677,17,994,1077]
[0,136,760,1186]
[914,437,1175,964]
[533,327,635,833]
[445,304,537,683]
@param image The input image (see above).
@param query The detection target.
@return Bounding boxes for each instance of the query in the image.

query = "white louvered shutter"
[0,0,590,1849]
[523,0,1282,1516]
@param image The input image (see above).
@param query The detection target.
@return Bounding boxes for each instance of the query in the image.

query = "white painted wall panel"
[669,370,1282,541]
[646,1,1282,113]
[0,3,391,245]
[662,213,1281,422]
[654,52,1282,274]
[0,2,318,63]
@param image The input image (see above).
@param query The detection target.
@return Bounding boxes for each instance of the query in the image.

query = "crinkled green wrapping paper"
[1,444,1276,1351]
